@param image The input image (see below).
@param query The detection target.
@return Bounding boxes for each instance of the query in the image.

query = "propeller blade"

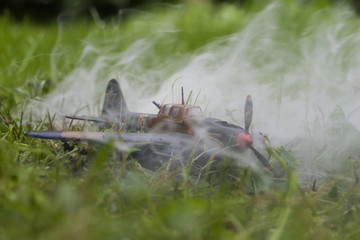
[244,95,253,133]
[249,146,272,171]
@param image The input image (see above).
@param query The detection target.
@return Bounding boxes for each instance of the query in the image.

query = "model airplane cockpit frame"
[25,79,272,171]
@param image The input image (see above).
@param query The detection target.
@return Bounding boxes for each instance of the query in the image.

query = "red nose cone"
[236,132,252,148]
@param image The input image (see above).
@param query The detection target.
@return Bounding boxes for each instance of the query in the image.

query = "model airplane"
[25,79,272,171]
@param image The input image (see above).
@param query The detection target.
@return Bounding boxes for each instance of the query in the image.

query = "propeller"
[249,146,272,171]
[244,95,253,133]
[236,95,272,171]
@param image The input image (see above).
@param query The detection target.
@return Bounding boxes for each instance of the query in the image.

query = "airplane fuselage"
[115,111,248,150]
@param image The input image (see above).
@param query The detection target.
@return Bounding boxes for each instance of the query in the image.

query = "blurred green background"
[2,0,360,21]
[1,0,360,239]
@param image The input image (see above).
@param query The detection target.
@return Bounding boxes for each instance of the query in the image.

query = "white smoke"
[26,3,360,179]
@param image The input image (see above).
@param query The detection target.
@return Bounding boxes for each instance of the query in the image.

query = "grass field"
[1,0,360,239]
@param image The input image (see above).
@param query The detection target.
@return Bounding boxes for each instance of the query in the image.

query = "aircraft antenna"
[152,101,161,109]
[181,87,185,105]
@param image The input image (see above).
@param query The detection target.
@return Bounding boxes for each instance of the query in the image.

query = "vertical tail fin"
[101,79,128,121]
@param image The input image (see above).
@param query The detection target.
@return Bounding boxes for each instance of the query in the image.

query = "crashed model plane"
[25,79,272,171]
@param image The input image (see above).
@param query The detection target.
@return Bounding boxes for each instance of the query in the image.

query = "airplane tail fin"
[101,79,129,121]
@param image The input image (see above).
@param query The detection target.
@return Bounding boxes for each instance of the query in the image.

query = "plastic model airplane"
[25,79,272,171]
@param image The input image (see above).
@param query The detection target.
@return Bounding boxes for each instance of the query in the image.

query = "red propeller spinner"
[236,131,252,148]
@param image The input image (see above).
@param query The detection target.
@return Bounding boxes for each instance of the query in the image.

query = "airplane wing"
[25,131,107,141]
[24,131,219,156]
[25,130,223,172]
[25,131,194,145]
[65,116,108,123]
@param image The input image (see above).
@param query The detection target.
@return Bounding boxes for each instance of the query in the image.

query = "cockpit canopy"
[159,104,203,122]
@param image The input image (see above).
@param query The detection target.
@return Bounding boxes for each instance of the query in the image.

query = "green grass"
[1,0,360,239]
